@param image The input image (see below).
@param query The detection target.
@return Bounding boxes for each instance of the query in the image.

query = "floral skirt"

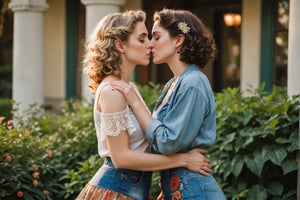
[76,183,133,200]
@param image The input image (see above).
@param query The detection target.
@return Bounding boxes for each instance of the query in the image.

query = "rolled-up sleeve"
[145,87,208,154]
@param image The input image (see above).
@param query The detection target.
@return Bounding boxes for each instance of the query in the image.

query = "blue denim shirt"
[145,64,216,154]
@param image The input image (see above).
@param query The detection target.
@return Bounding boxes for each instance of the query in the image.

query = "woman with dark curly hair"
[111,9,226,199]
[76,10,212,200]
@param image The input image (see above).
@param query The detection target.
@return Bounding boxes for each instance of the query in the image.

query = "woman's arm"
[145,88,208,154]
[110,80,153,131]
[111,81,214,155]
[107,130,210,175]
[100,84,211,175]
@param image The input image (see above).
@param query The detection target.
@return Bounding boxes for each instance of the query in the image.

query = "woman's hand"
[111,80,153,131]
[110,80,138,107]
[184,148,211,176]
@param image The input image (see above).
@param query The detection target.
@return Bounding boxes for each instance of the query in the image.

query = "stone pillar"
[240,0,261,93]
[287,1,300,199]
[9,0,49,115]
[80,0,125,101]
[288,1,300,95]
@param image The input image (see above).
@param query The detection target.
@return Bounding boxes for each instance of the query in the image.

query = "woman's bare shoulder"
[98,84,127,113]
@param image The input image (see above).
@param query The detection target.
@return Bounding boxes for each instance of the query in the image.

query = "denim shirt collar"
[153,64,199,112]
[180,64,199,80]
[169,64,199,85]
[180,64,199,76]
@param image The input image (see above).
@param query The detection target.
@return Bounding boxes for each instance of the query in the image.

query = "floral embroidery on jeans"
[170,175,183,200]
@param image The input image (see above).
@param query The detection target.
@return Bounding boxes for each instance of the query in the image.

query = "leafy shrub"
[0,83,298,200]
[0,106,61,199]
[0,67,12,98]
[210,85,299,200]
[0,100,97,199]
[0,82,163,199]
[137,81,162,111]
[0,98,12,119]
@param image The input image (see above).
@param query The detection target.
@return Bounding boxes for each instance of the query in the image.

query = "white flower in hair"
[178,22,190,34]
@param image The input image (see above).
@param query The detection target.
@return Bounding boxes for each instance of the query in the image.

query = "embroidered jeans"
[160,167,226,200]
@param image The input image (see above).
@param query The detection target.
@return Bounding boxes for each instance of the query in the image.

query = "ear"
[114,40,125,53]
[175,34,185,48]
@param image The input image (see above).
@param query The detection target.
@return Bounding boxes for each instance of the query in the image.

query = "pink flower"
[17,191,23,197]
[5,154,12,162]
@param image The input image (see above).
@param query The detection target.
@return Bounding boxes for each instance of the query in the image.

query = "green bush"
[0,67,12,98]
[0,83,298,200]
[210,85,299,200]
[0,82,162,199]
[137,81,162,111]
[0,98,12,119]
[0,100,97,199]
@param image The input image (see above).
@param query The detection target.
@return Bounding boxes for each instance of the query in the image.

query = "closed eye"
[153,36,160,41]
[138,33,148,43]
[151,32,160,41]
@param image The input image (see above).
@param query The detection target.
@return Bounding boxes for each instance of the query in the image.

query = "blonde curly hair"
[82,10,146,94]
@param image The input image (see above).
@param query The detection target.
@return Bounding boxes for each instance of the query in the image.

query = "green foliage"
[137,82,162,111]
[63,155,103,198]
[0,67,12,98]
[0,100,98,199]
[0,83,298,200]
[0,98,12,119]
[210,85,299,200]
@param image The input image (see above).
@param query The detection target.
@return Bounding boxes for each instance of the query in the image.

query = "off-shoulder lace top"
[94,82,150,157]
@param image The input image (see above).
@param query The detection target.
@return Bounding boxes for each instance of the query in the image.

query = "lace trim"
[99,107,136,141]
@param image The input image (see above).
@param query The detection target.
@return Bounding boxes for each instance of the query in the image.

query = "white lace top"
[94,82,150,157]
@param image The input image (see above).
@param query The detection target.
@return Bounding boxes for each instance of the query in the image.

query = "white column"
[288,1,300,95]
[287,0,300,199]
[240,0,261,93]
[9,0,49,115]
[80,0,125,101]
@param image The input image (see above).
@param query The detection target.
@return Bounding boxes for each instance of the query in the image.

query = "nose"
[147,41,154,49]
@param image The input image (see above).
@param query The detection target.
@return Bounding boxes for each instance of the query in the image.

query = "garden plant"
[0,83,298,199]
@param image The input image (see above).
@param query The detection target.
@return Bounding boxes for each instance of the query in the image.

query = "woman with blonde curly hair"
[111,9,226,199]
[76,10,211,200]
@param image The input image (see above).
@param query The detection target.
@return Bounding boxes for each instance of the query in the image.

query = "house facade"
[1,0,298,109]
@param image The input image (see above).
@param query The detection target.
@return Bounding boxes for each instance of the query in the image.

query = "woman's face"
[151,21,178,64]
[123,21,152,66]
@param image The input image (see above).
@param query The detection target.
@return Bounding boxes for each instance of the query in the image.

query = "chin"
[140,62,150,66]
[152,58,162,65]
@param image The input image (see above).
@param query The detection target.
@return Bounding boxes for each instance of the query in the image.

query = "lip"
[146,51,153,57]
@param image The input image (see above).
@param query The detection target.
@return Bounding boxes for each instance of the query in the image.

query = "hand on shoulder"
[98,84,128,113]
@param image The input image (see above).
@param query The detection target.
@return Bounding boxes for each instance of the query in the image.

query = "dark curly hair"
[153,9,217,68]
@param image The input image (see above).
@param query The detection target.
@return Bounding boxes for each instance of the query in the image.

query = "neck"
[168,60,189,78]
[119,63,135,84]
